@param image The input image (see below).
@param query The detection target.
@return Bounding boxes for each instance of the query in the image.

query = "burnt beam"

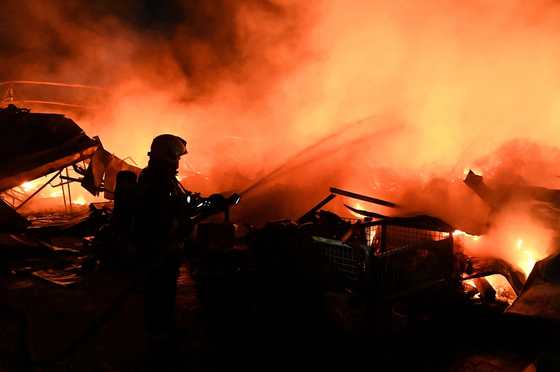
[297,193,337,223]
[329,187,396,208]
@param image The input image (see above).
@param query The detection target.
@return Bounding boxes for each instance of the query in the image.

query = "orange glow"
[349,202,364,219]
[20,181,36,191]
[485,275,517,304]
[72,195,88,206]
[366,226,377,247]
[516,239,538,277]
[455,222,548,277]
[464,276,516,304]
[454,230,479,241]
[4,1,560,257]
[10,170,97,214]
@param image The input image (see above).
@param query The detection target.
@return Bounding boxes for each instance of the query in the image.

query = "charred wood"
[329,187,396,208]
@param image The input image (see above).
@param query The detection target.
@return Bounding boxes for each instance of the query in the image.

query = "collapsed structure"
[0,101,559,333]
[464,170,560,320]
[0,104,140,233]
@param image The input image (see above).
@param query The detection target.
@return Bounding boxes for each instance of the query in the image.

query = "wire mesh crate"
[311,217,454,299]
[311,236,369,284]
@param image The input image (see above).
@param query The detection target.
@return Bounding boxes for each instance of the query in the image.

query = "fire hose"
[4,193,240,371]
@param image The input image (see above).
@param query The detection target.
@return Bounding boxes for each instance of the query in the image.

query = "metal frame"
[1,162,89,214]
[1,80,105,110]
[312,219,454,300]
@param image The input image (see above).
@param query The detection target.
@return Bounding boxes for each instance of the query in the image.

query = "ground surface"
[0,254,555,372]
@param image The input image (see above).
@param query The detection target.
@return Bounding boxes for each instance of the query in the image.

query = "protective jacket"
[132,158,190,344]
[133,159,191,247]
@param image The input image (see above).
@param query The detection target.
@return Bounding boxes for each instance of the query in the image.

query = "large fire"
[2,1,560,276]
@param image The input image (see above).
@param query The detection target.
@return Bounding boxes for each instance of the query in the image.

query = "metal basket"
[311,219,454,300]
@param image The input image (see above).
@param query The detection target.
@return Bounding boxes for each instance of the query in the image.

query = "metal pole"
[60,170,67,213]
[15,170,63,211]
[66,167,73,213]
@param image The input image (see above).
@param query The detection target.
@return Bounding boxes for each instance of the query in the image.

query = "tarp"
[506,252,560,320]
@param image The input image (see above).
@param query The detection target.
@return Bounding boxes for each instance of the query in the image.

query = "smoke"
[3,0,560,233]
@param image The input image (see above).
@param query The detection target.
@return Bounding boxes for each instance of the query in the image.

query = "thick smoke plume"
[3,0,560,249]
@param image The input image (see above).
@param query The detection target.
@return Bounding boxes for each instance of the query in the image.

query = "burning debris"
[0,104,99,194]
[0,108,558,371]
[506,251,560,320]
[0,103,246,288]
[228,175,560,337]
[3,1,560,370]
[0,103,101,232]
[462,170,560,325]
[0,103,140,216]
[0,107,555,321]
[0,97,558,371]
[233,188,472,335]
[0,103,142,284]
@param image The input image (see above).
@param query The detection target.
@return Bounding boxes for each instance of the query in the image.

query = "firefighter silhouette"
[121,134,239,369]
[133,134,190,369]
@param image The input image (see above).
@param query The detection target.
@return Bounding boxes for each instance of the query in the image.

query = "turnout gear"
[133,162,185,350]
[127,134,240,368]
[134,134,190,368]
[134,166,191,242]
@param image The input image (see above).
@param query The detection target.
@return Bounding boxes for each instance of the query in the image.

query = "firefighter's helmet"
[148,134,187,164]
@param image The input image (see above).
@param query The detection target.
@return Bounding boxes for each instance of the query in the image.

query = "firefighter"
[133,134,192,370]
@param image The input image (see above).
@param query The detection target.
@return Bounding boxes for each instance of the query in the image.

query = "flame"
[516,238,537,276]
[49,190,63,198]
[72,195,88,206]
[366,227,377,246]
[344,202,379,245]
[453,230,479,240]
[5,1,560,268]
[349,202,364,218]
[453,229,543,277]
[21,181,36,191]
[452,230,480,250]
[13,171,96,213]
[18,179,48,192]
